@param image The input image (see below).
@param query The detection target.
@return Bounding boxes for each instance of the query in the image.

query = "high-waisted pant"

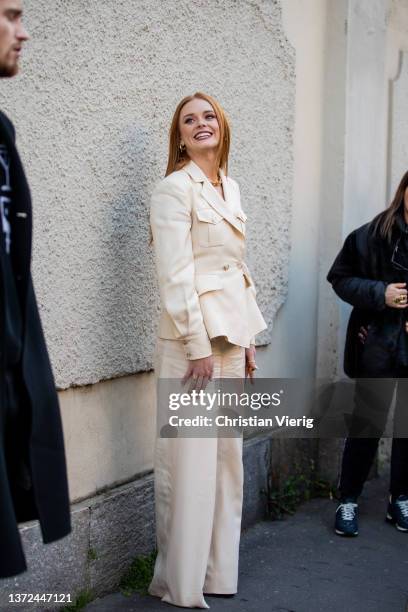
[148,337,245,609]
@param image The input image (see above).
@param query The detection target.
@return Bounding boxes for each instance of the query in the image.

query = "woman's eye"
[185,118,194,124]
[206,115,215,120]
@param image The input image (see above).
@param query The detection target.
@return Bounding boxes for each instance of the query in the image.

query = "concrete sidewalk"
[84,476,408,612]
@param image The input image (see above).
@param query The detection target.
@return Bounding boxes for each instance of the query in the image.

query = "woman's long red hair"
[165,92,231,177]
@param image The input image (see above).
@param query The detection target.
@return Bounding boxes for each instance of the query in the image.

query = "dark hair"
[373,170,408,241]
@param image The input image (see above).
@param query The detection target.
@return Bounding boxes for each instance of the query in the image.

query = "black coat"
[327,215,408,378]
[0,111,71,578]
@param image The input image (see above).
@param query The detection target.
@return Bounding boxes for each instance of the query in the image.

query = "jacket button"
[223,264,230,271]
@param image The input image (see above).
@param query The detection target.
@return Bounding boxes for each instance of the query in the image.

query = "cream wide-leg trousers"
[148,336,245,609]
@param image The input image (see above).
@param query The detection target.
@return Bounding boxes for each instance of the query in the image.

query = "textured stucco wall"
[0,0,294,389]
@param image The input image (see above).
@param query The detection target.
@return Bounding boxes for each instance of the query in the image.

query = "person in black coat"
[0,1,71,578]
[327,170,408,537]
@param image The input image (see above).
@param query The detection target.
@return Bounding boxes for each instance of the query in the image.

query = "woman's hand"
[245,345,257,383]
[182,355,214,392]
[385,283,408,308]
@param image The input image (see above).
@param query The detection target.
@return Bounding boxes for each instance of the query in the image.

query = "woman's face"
[178,98,220,157]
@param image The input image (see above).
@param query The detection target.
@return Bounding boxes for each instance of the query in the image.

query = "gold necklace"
[210,174,222,187]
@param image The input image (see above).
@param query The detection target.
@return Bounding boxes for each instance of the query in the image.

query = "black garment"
[0,111,71,578]
[328,212,408,499]
[391,215,408,366]
[2,255,22,365]
[339,348,408,498]
[0,141,23,366]
[0,367,36,575]
[340,438,408,498]
[327,214,407,377]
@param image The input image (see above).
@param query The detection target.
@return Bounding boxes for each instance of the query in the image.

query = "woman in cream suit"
[148,92,267,609]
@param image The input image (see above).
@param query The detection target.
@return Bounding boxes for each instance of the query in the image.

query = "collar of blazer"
[182,160,245,235]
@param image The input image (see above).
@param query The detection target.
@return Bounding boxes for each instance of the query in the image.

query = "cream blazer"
[150,160,267,360]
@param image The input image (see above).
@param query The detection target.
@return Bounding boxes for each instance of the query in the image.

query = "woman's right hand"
[182,355,214,392]
[385,283,408,308]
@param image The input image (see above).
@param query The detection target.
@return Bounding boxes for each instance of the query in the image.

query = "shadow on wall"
[96,123,159,379]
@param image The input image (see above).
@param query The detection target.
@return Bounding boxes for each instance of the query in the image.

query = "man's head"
[0,0,28,78]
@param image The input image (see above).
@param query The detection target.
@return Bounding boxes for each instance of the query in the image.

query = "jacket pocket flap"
[195,274,223,296]
[196,208,223,224]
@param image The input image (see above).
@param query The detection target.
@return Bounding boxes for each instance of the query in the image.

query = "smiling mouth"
[194,131,213,141]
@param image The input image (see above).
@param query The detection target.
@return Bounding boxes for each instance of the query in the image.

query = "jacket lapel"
[183,160,244,235]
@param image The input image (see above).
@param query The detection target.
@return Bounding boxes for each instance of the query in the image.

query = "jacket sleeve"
[327,230,386,311]
[232,179,257,346]
[150,176,212,360]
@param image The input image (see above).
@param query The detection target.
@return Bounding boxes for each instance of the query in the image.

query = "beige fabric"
[148,337,246,609]
[150,160,267,360]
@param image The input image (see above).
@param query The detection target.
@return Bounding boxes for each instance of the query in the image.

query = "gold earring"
[179,142,186,154]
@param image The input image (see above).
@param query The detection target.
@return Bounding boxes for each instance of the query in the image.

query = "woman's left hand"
[245,345,257,383]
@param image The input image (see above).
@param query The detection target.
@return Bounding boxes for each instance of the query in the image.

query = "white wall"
[258,0,327,378]
[388,52,408,196]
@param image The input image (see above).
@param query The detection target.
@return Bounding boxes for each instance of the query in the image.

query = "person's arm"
[327,230,387,311]
[150,176,212,360]
[333,277,387,310]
